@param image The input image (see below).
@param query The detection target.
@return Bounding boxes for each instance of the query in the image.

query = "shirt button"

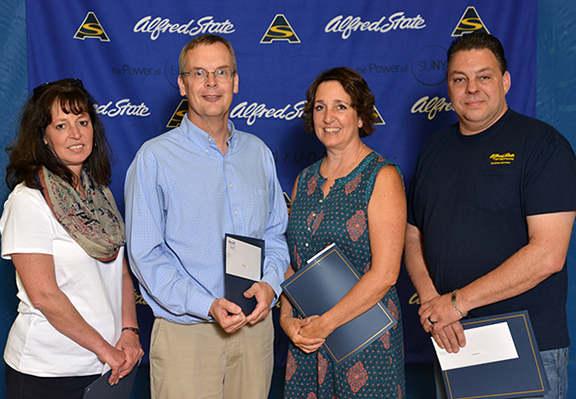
[234,211,238,215]
[206,149,209,153]
[312,213,316,217]
[305,243,309,247]
[319,199,323,203]
[229,184,233,188]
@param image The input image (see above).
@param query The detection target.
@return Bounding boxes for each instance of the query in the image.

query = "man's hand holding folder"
[209,298,247,333]
[433,311,549,399]
[216,234,270,333]
[209,281,275,333]
[244,282,275,325]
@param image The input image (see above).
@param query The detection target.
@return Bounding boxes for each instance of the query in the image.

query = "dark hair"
[5,79,112,190]
[302,67,376,138]
[447,32,508,75]
[179,34,237,75]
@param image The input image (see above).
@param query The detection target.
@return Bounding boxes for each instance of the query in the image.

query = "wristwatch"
[122,326,140,336]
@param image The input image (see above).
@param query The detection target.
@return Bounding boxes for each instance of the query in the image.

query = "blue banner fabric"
[25,0,537,365]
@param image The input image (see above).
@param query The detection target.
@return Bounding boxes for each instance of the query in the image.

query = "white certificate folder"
[224,234,264,315]
[437,311,549,399]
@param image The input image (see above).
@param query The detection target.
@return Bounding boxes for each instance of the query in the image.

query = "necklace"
[320,144,370,197]
[321,144,369,180]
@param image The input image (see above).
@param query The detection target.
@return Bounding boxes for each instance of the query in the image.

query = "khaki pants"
[149,314,274,399]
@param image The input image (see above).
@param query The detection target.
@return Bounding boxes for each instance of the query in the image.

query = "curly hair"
[302,67,376,138]
[5,78,112,190]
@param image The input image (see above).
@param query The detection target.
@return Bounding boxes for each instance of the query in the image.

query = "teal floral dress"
[284,151,405,399]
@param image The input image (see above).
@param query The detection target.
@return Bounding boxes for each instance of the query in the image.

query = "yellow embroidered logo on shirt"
[489,153,515,165]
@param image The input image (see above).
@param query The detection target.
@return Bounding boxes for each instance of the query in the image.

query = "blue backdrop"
[0,0,575,398]
[23,0,538,367]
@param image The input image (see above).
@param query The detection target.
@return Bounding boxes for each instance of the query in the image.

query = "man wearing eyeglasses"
[125,34,289,399]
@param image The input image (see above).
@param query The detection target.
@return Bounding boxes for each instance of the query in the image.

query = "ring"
[428,316,436,324]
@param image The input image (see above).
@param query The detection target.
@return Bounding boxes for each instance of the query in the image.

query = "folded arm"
[407,211,576,352]
[421,211,576,329]
[299,165,406,340]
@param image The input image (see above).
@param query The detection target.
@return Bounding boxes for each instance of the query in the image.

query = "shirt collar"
[180,115,239,151]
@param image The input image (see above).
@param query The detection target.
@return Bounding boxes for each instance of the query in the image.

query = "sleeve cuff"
[261,271,282,308]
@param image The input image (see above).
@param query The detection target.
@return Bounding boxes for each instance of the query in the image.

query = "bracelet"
[451,289,468,318]
[122,327,140,336]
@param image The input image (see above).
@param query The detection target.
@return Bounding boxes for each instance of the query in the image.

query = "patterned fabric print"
[345,174,361,194]
[318,352,328,385]
[307,174,319,195]
[387,298,399,322]
[347,362,368,393]
[363,261,371,274]
[284,152,406,399]
[379,331,391,349]
[286,349,297,381]
[292,245,303,269]
[312,210,324,236]
[346,210,366,242]
[39,166,125,261]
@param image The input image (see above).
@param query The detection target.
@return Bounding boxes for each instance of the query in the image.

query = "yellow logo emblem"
[373,106,386,126]
[261,14,301,44]
[166,100,188,128]
[74,12,110,41]
[451,7,490,37]
[489,152,515,165]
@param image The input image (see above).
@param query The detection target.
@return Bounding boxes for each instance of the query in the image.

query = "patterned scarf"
[38,166,125,262]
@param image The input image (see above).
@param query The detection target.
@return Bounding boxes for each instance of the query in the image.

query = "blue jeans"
[434,347,569,399]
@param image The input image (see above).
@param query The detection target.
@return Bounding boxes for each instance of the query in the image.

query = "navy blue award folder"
[281,243,397,364]
[224,234,264,315]
[439,311,549,399]
[83,361,140,399]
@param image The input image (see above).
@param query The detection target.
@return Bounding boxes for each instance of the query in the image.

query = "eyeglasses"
[33,78,84,95]
[181,68,235,82]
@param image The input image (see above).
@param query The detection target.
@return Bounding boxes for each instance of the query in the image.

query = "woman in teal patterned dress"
[280,67,406,398]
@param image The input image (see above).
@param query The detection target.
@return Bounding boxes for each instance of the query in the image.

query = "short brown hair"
[302,67,376,138]
[179,34,237,75]
[447,32,508,75]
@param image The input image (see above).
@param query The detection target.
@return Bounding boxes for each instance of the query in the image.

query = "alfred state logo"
[74,12,110,41]
[373,106,385,125]
[261,14,301,44]
[451,6,490,37]
[167,100,188,128]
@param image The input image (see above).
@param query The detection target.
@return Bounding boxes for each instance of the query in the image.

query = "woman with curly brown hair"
[280,67,406,398]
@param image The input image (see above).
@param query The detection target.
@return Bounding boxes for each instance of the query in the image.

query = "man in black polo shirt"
[405,32,576,399]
